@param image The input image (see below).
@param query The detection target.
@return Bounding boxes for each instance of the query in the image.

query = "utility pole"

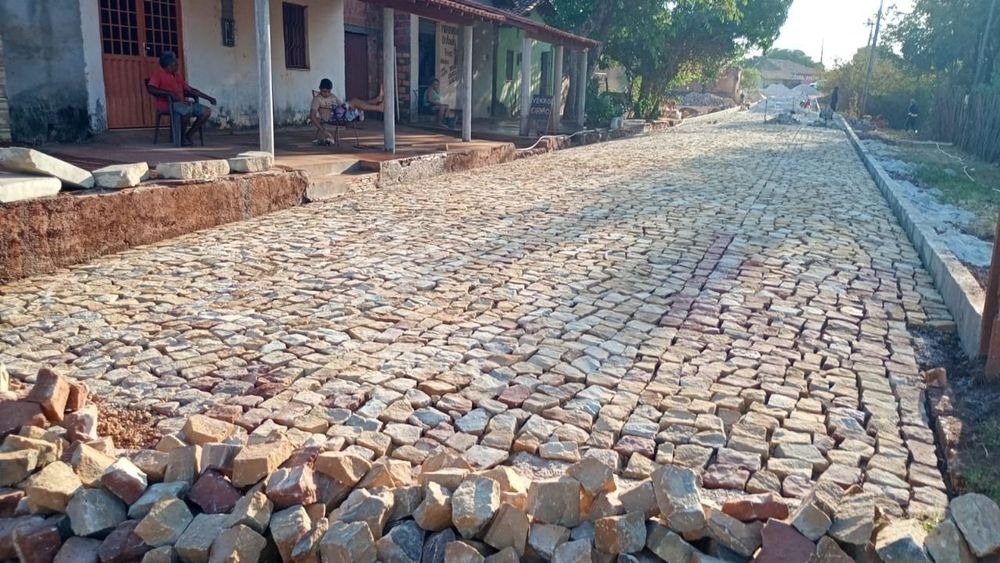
[974,0,998,87]
[860,0,884,117]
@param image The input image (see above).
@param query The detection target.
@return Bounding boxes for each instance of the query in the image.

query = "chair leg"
[171,111,182,147]
[199,126,204,147]
[153,116,160,144]
[334,126,340,146]
[352,124,360,147]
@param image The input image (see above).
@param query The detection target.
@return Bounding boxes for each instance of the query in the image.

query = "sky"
[771,0,915,67]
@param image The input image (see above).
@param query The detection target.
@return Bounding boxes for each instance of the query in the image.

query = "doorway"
[345,32,370,101]
[100,0,184,128]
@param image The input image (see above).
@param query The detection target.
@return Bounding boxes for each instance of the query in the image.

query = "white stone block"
[92,162,149,189]
[0,147,94,188]
[0,173,61,203]
[156,160,230,180]
[229,152,273,173]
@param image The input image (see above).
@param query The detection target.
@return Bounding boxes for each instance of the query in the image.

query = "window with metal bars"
[143,0,180,58]
[283,3,309,70]
[100,0,140,56]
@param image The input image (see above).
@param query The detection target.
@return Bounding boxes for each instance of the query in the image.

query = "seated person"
[424,78,450,126]
[309,79,384,145]
[147,51,216,146]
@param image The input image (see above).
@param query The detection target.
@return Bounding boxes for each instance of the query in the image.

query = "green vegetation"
[960,414,1000,506]
[889,0,998,88]
[549,0,792,119]
[744,48,821,70]
[892,142,1000,240]
[822,46,936,128]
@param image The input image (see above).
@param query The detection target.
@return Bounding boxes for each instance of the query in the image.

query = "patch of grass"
[960,414,1000,506]
[918,513,945,534]
[893,142,1000,241]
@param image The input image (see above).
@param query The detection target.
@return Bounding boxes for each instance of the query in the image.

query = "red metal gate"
[100,0,184,129]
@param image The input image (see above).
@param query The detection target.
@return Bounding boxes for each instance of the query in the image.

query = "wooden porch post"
[550,44,563,134]
[577,48,587,127]
[519,34,533,136]
[331,0,346,100]
[462,24,473,142]
[383,7,396,153]
[409,15,420,123]
[254,0,274,154]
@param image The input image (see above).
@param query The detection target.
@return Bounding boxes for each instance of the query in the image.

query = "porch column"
[383,7,396,152]
[550,44,563,134]
[519,34,533,136]
[576,48,587,127]
[254,0,274,154]
[331,0,346,100]
[462,25,473,142]
[409,15,420,122]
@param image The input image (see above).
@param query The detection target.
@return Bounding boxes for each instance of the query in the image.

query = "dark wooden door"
[345,32,369,100]
[100,0,184,128]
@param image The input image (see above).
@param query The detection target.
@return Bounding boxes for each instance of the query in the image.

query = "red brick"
[189,470,242,514]
[0,401,46,439]
[26,368,70,422]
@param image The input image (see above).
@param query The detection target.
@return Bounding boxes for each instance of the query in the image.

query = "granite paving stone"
[0,113,954,524]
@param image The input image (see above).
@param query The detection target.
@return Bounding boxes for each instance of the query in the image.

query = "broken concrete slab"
[229,152,273,173]
[0,147,94,188]
[92,163,149,189]
[0,174,61,203]
[156,160,230,181]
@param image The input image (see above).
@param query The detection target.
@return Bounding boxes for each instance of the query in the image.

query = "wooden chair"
[145,78,204,147]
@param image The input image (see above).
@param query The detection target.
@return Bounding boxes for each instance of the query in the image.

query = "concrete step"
[294,159,362,178]
[305,171,377,201]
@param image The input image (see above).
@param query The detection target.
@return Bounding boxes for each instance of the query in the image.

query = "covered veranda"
[250,0,598,154]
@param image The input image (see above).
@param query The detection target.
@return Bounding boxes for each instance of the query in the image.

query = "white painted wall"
[470,22,493,119]
[181,0,345,128]
[78,0,107,132]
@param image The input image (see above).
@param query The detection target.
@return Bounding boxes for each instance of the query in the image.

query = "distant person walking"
[904,98,919,132]
[829,86,840,113]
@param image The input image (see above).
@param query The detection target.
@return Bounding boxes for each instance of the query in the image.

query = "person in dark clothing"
[829,86,840,113]
[904,98,919,131]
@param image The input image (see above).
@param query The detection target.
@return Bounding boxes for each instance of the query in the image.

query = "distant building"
[757,58,818,88]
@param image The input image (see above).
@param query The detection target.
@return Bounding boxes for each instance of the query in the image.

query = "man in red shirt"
[147,51,216,146]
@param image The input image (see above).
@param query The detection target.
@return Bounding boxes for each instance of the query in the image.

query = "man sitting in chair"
[309,79,384,145]
[147,51,216,146]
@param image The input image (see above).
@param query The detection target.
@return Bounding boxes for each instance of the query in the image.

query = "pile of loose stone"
[2,368,1000,562]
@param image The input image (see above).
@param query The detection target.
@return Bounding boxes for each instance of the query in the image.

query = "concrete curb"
[839,116,984,358]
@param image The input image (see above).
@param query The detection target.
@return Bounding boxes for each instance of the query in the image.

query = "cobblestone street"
[1,112,955,519]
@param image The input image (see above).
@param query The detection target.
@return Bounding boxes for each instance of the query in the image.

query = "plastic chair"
[145,78,204,147]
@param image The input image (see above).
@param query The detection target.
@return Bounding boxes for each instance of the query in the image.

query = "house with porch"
[0,0,595,151]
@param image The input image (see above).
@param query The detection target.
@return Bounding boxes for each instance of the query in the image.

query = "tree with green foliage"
[823,46,936,127]
[549,0,792,119]
[745,48,820,69]
[888,0,999,87]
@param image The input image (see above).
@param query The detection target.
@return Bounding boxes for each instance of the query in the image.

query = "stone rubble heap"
[1,369,999,562]
[681,93,736,109]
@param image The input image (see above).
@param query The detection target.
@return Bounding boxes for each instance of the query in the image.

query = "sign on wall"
[436,23,459,106]
[530,95,553,134]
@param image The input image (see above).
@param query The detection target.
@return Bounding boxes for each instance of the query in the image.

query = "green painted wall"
[492,19,554,119]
